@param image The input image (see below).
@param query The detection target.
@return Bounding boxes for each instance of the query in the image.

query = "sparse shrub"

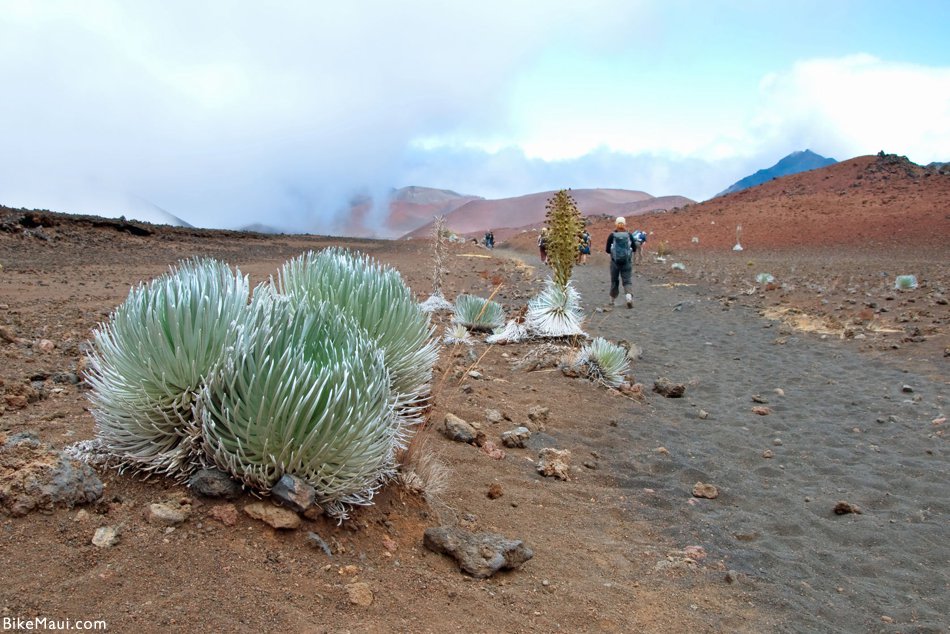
[575,337,630,387]
[421,215,454,313]
[453,294,505,332]
[656,241,671,257]
[756,273,775,284]
[86,258,249,479]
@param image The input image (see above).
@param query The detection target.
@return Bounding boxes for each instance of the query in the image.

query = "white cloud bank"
[0,2,947,232]
[741,54,950,167]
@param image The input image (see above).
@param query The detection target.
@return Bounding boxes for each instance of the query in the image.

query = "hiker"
[538,227,548,264]
[632,228,647,265]
[578,229,591,264]
[485,230,494,249]
[605,216,637,308]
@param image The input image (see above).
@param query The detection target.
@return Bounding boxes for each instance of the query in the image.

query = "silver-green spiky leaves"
[576,337,630,387]
[279,248,438,412]
[486,319,529,345]
[894,275,918,290]
[443,323,474,346]
[196,293,399,515]
[526,278,586,338]
[453,294,506,332]
[86,258,249,478]
[420,293,454,314]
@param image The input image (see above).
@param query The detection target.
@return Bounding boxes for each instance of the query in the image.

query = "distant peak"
[717,150,837,196]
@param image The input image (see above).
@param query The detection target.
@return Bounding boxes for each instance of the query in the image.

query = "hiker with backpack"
[578,228,591,264]
[538,227,549,264]
[632,229,647,265]
[605,216,637,308]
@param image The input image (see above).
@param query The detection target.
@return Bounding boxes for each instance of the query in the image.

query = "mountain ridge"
[718,149,837,196]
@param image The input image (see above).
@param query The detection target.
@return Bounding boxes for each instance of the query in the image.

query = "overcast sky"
[1,0,948,233]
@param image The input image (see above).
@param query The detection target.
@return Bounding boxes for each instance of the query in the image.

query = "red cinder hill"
[340,187,481,238]
[504,153,949,255]
[403,189,693,240]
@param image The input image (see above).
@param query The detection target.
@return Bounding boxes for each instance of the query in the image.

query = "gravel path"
[560,256,948,633]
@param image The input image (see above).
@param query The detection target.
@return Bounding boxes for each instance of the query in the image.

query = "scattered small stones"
[762,449,774,459]
[537,448,571,480]
[208,504,239,526]
[306,532,333,556]
[37,339,55,353]
[92,526,120,548]
[560,365,581,378]
[0,325,18,344]
[692,482,719,499]
[244,502,301,530]
[0,433,103,516]
[146,500,192,526]
[188,468,242,499]
[501,426,531,448]
[527,406,549,425]
[774,388,785,396]
[751,406,772,416]
[833,501,862,515]
[618,382,645,398]
[346,582,374,607]
[442,413,477,444]
[480,440,505,460]
[485,409,504,424]
[698,409,709,420]
[653,378,685,398]
[271,474,317,513]
[487,483,503,499]
[751,394,769,404]
[423,526,533,578]
[901,384,914,393]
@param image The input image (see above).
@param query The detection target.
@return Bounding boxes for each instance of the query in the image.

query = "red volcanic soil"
[638,153,950,252]
[0,152,947,632]
[505,153,950,255]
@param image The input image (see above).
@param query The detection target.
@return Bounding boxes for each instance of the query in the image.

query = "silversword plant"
[86,258,249,479]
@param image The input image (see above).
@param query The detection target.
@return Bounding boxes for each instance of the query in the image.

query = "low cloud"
[747,55,950,165]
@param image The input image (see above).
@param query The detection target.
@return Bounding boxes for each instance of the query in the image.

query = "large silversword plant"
[196,292,401,516]
[279,248,438,423]
[86,258,249,479]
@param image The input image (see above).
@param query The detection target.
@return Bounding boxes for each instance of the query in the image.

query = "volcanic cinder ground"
[0,154,947,633]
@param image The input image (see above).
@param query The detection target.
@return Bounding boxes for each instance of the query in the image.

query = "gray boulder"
[423,526,533,578]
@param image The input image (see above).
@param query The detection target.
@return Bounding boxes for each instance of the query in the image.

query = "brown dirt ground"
[0,196,947,633]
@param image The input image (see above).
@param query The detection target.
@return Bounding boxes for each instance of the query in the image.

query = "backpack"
[633,230,647,244]
[610,231,634,262]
